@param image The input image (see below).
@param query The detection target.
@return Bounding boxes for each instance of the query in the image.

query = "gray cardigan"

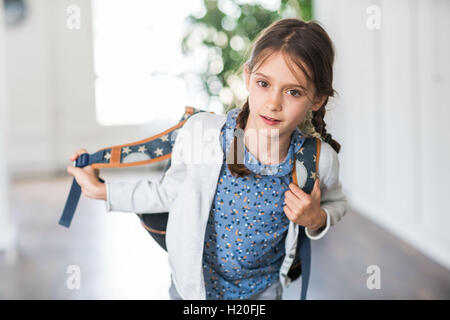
[104,111,348,299]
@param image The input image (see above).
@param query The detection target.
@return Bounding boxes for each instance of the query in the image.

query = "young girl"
[67,18,347,300]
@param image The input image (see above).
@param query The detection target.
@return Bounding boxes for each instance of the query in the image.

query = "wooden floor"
[1,167,449,299]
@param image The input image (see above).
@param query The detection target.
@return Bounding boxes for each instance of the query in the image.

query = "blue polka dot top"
[202,108,306,300]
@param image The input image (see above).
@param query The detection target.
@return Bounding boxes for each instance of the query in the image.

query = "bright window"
[92,0,211,126]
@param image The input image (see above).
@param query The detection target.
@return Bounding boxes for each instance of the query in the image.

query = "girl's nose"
[265,103,282,113]
[266,92,283,111]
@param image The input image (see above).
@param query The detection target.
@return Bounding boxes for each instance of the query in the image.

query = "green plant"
[181,0,313,114]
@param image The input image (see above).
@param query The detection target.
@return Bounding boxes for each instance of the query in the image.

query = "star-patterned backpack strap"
[91,106,210,169]
[289,136,321,300]
[58,106,212,229]
[292,137,320,193]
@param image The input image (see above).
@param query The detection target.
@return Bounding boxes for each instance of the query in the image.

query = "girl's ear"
[310,95,327,111]
[244,64,251,91]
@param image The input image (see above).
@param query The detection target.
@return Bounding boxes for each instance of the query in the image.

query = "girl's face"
[244,51,326,140]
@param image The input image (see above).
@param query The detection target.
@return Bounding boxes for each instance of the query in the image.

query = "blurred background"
[0,0,449,299]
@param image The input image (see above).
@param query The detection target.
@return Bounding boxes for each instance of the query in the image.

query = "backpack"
[59,106,321,300]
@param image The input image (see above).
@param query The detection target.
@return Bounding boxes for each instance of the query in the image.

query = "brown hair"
[227,18,341,178]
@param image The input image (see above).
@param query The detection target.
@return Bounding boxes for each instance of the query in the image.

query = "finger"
[67,165,78,176]
[67,165,83,178]
[70,148,88,161]
[284,194,301,216]
[83,165,97,176]
[286,185,307,204]
[82,166,103,185]
[311,179,321,201]
[70,151,80,161]
[284,204,301,223]
[284,191,295,205]
[283,204,294,221]
[72,149,88,161]
[289,182,307,198]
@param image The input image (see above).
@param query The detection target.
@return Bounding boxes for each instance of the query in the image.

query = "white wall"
[0,1,16,257]
[314,0,450,269]
[5,0,167,179]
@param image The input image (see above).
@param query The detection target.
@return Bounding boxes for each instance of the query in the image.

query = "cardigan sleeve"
[305,140,348,240]
[103,120,189,214]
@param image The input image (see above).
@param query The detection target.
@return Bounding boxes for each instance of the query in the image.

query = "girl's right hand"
[67,148,107,201]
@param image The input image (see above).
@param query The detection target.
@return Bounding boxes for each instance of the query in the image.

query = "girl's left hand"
[283,179,327,231]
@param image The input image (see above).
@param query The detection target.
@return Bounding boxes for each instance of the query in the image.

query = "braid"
[236,99,250,131]
[312,104,341,154]
[227,99,252,177]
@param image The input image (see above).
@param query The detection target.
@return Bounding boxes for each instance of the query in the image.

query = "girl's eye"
[256,80,268,88]
[288,89,302,97]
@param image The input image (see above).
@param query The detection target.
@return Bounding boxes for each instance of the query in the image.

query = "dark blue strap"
[59,151,105,228]
[58,178,82,227]
[293,136,316,300]
[299,226,311,300]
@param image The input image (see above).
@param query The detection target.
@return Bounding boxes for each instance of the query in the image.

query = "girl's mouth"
[260,115,281,125]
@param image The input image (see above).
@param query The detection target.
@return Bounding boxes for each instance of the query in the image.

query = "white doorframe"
[0,4,17,263]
